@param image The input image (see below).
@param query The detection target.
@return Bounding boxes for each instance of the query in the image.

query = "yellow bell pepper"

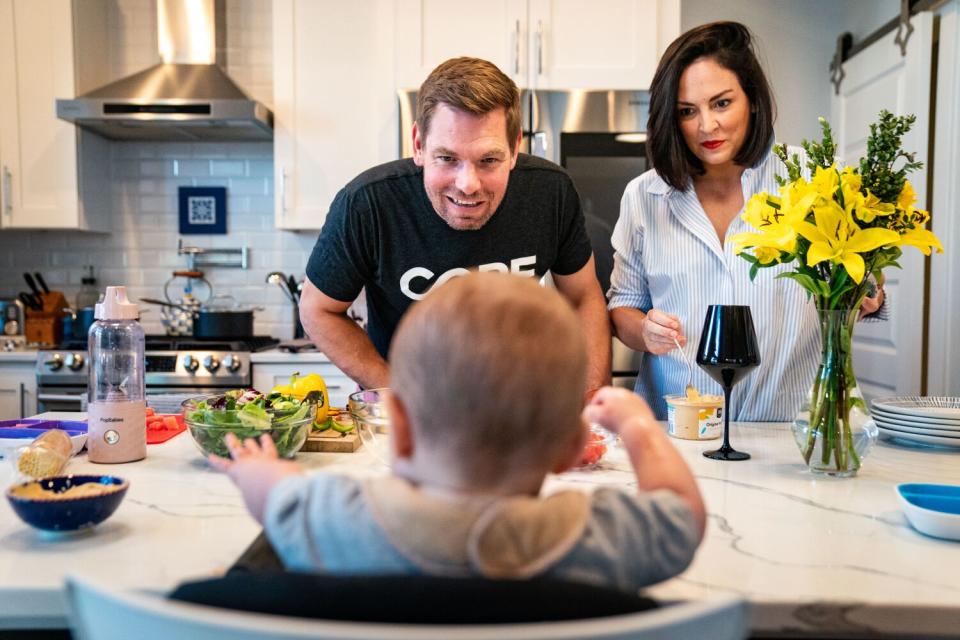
[271,372,329,428]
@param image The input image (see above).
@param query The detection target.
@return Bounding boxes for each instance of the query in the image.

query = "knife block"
[25,291,68,346]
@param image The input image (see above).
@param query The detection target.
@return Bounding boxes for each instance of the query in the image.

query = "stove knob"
[45,353,64,371]
[223,355,242,372]
[203,355,221,372]
[182,355,200,373]
[65,353,85,371]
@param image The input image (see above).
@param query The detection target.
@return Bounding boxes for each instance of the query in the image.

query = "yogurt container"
[665,394,724,440]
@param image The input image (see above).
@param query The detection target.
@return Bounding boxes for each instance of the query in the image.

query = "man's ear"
[385,391,414,460]
[551,420,587,474]
[510,130,522,169]
[412,122,425,166]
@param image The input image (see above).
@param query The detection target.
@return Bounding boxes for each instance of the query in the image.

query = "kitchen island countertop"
[1,414,958,637]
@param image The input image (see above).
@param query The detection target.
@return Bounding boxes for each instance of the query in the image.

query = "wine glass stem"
[722,386,732,451]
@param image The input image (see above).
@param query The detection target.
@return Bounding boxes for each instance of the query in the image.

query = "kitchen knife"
[287,275,300,301]
[18,292,41,311]
[23,273,42,298]
[34,272,50,294]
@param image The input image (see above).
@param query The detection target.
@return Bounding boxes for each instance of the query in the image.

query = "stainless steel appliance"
[56,0,272,141]
[398,88,647,389]
[0,299,27,351]
[35,335,279,413]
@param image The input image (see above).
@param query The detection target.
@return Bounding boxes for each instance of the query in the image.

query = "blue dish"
[896,483,960,541]
[6,475,129,532]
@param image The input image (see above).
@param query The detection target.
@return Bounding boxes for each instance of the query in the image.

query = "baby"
[211,272,705,592]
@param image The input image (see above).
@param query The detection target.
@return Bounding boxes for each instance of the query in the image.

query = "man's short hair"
[646,21,776,190]
[390,273,586,484]
[417,57,522,153]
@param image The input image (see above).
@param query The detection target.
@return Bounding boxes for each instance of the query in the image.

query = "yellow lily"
[795,199,900,283]
[896,180,917,210]
[855,190,897,224]
[732,186,818,258]
[811,165,840,200]
[897,219,944,255]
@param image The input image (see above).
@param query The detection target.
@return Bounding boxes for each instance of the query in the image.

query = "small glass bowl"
[349,388,391,466]
[573,424,615,470]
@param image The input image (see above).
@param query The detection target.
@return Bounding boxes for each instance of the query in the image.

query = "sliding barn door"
[830,11,934,399]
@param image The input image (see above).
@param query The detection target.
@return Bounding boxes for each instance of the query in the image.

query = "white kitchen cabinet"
[395,0,680,90]
[394,0,528,89]
[251,361,356,410]
[529,0,679,89]
[0,360,37,420]
[0,0,110,231]
[273,0,399,230]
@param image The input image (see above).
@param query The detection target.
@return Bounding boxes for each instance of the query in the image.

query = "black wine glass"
[696,305,760,461]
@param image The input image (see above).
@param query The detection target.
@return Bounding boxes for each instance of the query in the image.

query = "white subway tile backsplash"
[175,160,211,178]
[140,160,176,178]
[210,160,246,177]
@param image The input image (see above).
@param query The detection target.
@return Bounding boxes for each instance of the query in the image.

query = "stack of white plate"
[871,397,960,450]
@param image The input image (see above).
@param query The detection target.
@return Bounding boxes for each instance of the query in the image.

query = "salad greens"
[184,388,317,458]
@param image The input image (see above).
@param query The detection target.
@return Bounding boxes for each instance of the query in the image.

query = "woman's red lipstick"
[702,140,723,150]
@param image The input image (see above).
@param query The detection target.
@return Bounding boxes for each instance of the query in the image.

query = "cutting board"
[301,429,361,453]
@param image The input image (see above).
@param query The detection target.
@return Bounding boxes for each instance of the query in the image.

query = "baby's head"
[388,272,587,493]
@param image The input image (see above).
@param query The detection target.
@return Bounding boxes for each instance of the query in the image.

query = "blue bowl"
[896,483,960,541]
[6,475,129,532]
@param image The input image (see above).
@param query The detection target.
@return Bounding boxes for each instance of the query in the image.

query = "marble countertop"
[0,350,39,363]
[1,415,958,636]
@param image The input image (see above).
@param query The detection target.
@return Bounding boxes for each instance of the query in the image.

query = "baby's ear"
[551,420,588,474]
[385,391,414,460]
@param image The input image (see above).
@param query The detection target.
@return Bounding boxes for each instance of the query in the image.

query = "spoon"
[674,336,698,400]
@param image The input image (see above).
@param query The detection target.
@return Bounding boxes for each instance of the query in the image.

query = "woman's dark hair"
[646,21,775,190]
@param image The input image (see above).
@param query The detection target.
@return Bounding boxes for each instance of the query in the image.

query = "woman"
[608,22,883,421]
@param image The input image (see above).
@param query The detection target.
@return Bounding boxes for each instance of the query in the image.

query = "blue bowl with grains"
[6,475,129,532]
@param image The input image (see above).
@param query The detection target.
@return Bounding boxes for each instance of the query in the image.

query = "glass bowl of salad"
[181,389,317,459]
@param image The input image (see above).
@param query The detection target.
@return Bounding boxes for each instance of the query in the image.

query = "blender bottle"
[87,286,146,463]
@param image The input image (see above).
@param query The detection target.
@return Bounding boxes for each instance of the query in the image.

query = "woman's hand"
[858,275,885,320]
[641,309,686,355]
[208,433,303,523]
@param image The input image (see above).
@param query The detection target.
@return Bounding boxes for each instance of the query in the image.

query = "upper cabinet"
[0,0,110,232]
[395,0,680,90]
[273,0,398,231]
[395,0,528,89]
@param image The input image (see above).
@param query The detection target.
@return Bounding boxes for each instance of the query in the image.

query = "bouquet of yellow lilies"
[730,111,944,475]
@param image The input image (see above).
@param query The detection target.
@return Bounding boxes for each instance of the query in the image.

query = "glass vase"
[791,309,879,477]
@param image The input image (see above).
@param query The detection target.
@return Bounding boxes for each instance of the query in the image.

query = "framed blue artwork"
[179,187,227,234]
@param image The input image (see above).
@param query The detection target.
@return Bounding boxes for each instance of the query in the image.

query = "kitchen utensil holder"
[178,239,248,269]
[24,291,68,345]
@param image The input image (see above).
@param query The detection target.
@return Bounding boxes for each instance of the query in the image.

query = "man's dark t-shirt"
[306,154,592,358]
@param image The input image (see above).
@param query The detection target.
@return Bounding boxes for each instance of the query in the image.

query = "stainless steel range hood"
[56,0,272,141]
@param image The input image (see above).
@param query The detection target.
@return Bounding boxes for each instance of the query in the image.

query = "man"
[300,57,610,397]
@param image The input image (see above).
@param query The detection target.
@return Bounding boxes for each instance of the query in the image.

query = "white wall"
[0,0,315,339]
[681,0,901,144]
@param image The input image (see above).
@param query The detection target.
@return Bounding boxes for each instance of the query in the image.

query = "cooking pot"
[141,295,262,339]
[193,295,260,339]
[63,306,96,340]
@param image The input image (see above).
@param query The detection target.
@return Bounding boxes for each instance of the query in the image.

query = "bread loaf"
[17,429,72,478]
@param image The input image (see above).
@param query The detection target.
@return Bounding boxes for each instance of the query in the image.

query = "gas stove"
[36,335,279,411]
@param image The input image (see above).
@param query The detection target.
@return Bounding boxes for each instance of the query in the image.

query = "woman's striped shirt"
[607,147,821,421]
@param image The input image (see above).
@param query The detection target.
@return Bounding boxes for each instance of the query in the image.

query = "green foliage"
[859,110,923,202]
[801,117,838,173]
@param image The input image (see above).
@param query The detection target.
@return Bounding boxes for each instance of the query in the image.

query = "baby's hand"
[582,387,656,435]
[208,432,280,470]
[208,433,302,524]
